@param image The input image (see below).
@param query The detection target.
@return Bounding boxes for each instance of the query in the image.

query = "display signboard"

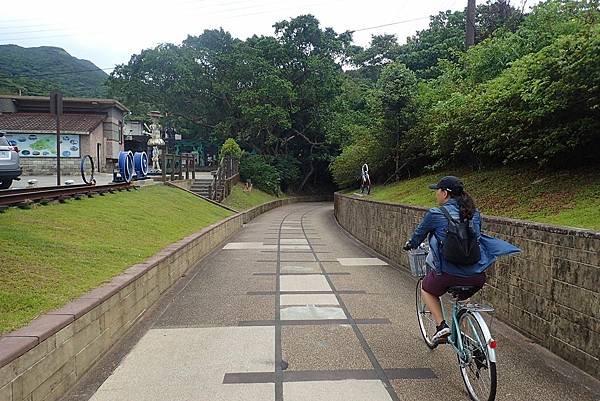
[5,133,80,158]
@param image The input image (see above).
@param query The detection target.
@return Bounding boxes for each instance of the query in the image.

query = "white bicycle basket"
[407,247,428,277]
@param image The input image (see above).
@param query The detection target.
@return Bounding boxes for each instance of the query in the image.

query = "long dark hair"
[451,189,476,221]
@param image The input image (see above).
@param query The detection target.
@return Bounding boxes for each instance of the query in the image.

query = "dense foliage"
[239,153,282,195]
[106,0,600,191]
[0,45,108,97]
[219,138,242,160]
[332,0,600,186]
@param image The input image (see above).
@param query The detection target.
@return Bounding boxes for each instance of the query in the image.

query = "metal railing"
[208,155,239,202]
[161,152,197,182]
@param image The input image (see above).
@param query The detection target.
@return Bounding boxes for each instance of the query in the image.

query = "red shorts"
[422,270,486,300]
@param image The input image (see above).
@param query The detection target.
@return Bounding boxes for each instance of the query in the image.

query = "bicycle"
[408,247,498,401]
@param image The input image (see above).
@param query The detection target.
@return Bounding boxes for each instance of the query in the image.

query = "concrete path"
[62,203,600,401]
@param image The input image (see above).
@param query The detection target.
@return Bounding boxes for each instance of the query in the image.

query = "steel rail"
[0,182,132,207]
[0,183,91,196]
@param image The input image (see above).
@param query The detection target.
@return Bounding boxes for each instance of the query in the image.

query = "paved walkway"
[62,203,600,401]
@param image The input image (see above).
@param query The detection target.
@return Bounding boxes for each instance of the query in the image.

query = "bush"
[239,153,281,195]
[266,154,302,192]
[330,134,385,187]
[219,137,242,160]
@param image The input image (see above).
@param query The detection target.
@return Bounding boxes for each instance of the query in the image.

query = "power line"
[349,16,432,33]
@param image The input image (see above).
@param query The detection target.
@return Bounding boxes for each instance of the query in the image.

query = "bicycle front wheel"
[457,311,497,401]
[415,278,437,349]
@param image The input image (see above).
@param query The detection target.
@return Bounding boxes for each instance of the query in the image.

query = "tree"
[375,62,418,180]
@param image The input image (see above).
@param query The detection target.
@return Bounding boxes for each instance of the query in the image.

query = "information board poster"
[5,133,80,158]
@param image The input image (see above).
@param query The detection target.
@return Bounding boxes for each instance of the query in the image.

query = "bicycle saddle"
[447,286,479,299]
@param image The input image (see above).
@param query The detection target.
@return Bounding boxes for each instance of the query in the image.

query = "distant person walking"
[360,163,371,195]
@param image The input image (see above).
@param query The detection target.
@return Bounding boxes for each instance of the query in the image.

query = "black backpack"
[438,207,481,266]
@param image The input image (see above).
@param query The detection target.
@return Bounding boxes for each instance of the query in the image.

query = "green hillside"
[0,45,108,97]
[0,185,233,334]
[223,182,283,211]
[353,167,600,231]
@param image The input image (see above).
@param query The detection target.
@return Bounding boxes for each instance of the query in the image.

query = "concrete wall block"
[0,360,18,390]
[552,303,600,334]
[477,286,510,316]
[509,284,552,321]
[118,282,135,301]
[71,318,102,354]
[125,301,146,328]
[552,279,599,320]
[54,325,74,348]
[133,282,145,304]
[509,273,549,298]
[157,266,171,294]
[548,336,600,379]
[0,382,11,401]
[552,258,599,293]
[145,286,160,307]
[97,296,118,316]
[74,330,110,378]
[119,292,138,320]
[19,339,75,399]
[39,370,76,401]
[508,306,550,343]
[103,303,126,338]
[522,241,553,266]
[573,235,600,254]
[9,341,50,383]
[552,245,597,266]
[30,357,75,401]
[552,315,598,358]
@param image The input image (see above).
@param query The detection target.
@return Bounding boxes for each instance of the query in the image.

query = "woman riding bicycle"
[403,176,519,344]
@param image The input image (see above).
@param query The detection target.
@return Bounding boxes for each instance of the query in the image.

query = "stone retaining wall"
[0,195,328,401]
[334,193,599,379]
[20,158,80,175]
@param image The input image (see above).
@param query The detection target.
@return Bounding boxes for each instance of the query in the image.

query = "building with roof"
[0,95,129,175]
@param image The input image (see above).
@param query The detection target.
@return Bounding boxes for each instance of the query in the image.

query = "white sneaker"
[432,322,451,343]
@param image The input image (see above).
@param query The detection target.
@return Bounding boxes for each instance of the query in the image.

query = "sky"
[0,0,537,71]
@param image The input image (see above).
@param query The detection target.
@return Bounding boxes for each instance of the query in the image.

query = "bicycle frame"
[439,298,497,363]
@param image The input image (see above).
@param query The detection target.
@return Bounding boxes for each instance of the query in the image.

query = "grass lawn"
[350,167,600,231]
[0,185,233,334]
[222,183,283,211]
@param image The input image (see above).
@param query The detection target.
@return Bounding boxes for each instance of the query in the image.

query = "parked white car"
[0,132,22,189]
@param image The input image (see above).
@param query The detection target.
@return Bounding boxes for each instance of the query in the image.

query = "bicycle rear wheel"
[415,278,437,349]
[457,311,497,401]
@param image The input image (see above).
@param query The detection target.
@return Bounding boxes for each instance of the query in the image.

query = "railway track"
[0,182,133,208]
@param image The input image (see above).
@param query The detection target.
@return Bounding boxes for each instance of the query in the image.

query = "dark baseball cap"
[428,176,464,192]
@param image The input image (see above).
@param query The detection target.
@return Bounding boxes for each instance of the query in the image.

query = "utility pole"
[50,91,63,186]
[466,0,476,49]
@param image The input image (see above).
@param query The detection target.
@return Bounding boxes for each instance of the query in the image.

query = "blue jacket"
[408,199,520,277]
